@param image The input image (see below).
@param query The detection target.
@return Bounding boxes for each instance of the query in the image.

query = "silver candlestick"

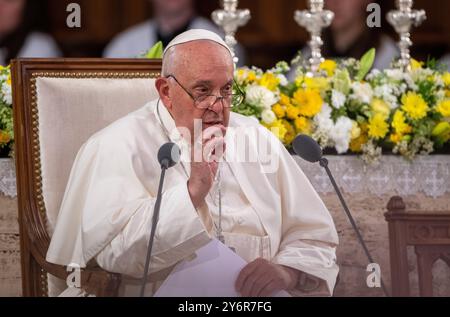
[387,0,426,71]
[212,0,250,64]
[294,0,334,75]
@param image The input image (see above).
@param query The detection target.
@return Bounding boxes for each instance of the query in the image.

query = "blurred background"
[1,0,450,69]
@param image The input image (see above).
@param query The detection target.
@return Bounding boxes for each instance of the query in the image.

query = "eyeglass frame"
[165,74,245,109]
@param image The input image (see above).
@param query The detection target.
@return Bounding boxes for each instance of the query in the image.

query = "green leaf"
[144,41,164,59]
[355,48,376,82]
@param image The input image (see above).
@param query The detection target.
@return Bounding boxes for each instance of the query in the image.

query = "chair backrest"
[385,196,450,297]
[12,58,162,296]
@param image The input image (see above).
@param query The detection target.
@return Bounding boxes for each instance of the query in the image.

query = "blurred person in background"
[440,52,450,71]
[289,0,397,78]
[0,0,61,66]
[104,0,246,64]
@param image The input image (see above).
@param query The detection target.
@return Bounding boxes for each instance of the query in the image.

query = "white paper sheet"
[154,238,291,297]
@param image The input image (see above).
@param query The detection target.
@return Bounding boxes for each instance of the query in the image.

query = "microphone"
[140,142,180,297]
[158,142,181,169]
[293,135,389,297]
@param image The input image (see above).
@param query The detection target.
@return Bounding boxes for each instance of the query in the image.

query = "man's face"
[157,41,234,143]
[326,0,370,32]
[151,0,193,17]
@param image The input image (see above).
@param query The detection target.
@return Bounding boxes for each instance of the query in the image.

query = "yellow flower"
[247,71,257,82]
[6,74,11,86]
[236,69,257,84]
[436,99,450,117]
[389,133,403,144]
[294,75,304,87]
[410,59,423,70]
[350,121,361,140]
[368,113,389,139]
[294,116,311,134]
[0,131,11,144]
[371,98,391,119]
[443,72,450,87]
[265,119,287,142]
[292,89,323,118]
[236,69,245,78]
[282,120,296,145]
[319,59,337,76]
[401,92,429,120]
[350,125,368,152]
[304,77,329,91]
[446,90,450,98]
[295,75,329,91]
[272,103,285,119]
[286,105,300,120]
[259,73,280,91]
[392,110,412,135]
[279,94,291,106]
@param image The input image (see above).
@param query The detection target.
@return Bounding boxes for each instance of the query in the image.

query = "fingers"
[202,125,226,141]
[246,270,273,297]
[258,280,279,297]
[240,263,268,297]
[235,259,288,297]
[203,137,225,163]
[235,259,260,292]
[236,259,271,296]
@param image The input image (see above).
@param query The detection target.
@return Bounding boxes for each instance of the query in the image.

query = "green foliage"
[356,48,376,82]
[144,41,164,59]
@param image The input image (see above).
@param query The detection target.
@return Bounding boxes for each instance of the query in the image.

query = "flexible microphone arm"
[140,165,167,297]
[140,142,180,297]
[319,157,389,297]
[293,134,389,296]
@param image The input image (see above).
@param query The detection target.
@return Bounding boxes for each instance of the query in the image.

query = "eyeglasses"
[166,74,244,109]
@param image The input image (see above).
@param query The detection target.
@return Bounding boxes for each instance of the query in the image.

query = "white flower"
[331,117,353,154]
[331,90,346,109]
[277,74,288,86]
[374,84,398,109]
[366,69,381,81]
[350,82,373,104]
[245,85,278,110]
[374,84,391,98]
[411,68,433,82]
[403,73,418,91]
[261,109,276,125]
[1,82,12,105]
[385,69,404,81]
[436,89,446,102]
[314,103,334,133]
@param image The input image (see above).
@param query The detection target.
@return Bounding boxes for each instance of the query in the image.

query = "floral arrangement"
[0,65,13,157]
[233,51,450,163]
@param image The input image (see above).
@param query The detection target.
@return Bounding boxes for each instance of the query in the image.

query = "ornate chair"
[385,196,450,296]
[11,58,162,296]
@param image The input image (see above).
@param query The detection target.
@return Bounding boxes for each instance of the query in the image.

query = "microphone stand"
[139,161,168,297]
[319,157,389,297]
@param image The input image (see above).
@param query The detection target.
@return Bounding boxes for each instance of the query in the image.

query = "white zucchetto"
[163,29,232,57]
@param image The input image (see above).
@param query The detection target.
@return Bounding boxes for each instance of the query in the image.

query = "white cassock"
[46,98,339,297]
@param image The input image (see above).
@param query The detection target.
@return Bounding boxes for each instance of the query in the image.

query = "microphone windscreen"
[157,142,180,168]
[292,134,323,163]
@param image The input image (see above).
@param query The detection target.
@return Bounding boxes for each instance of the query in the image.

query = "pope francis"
[46,29,339,297]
